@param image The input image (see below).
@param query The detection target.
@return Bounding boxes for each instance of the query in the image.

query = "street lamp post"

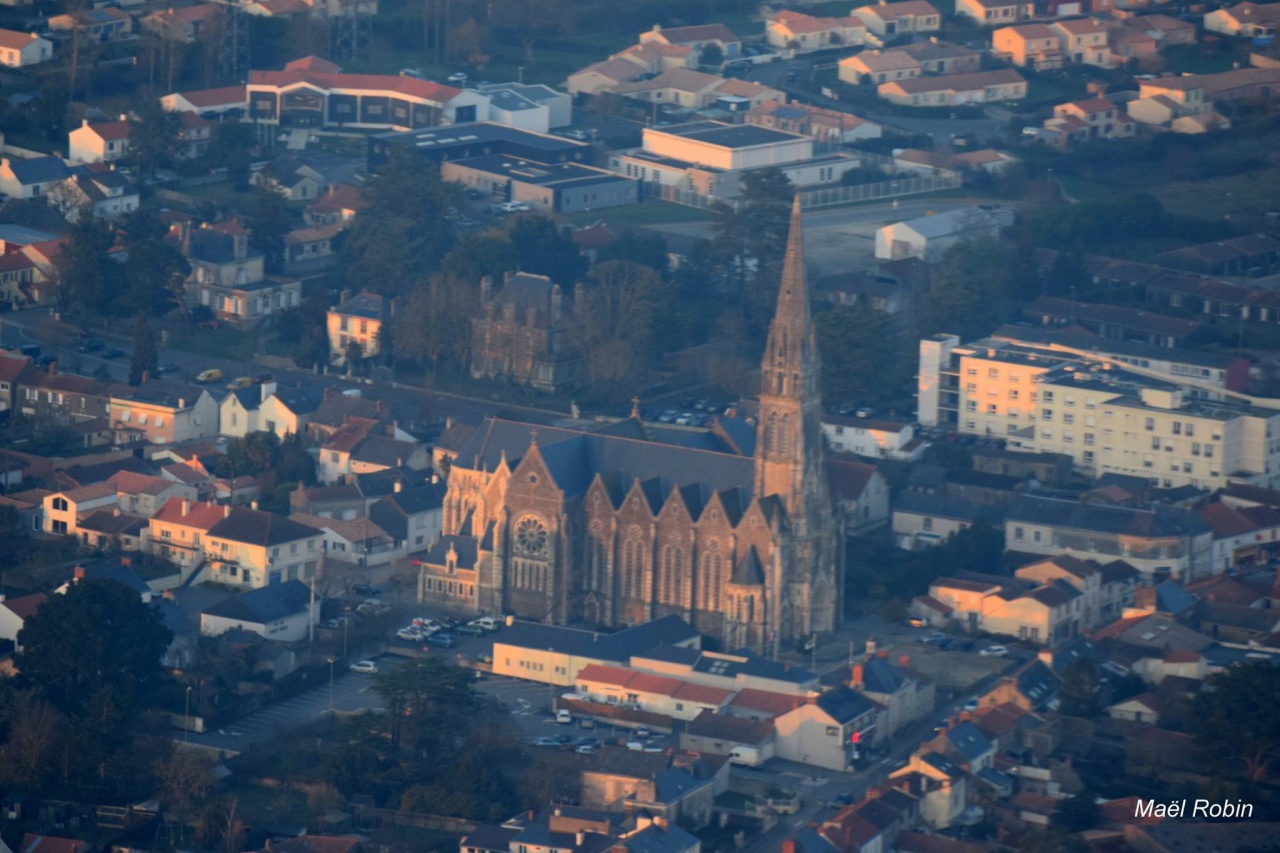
[184,686,192,742]
[327,658,335,713]
[343,607,351,659]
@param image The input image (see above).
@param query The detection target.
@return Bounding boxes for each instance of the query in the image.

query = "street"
[0,307,573,432]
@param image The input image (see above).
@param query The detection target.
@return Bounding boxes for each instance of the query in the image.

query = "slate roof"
[621,822,700,853]
[731,546,765,586]
[77,509,146,537]
[461,825,520,853]
[894,491,1005,525]
[635,645,818,686]
[203,579,312,624]
[685,708,774,743]
[1007,495,1210,538]
[945,721,993,762]
[1013,660,1060,709]
[5,156,71,185]
[814,685,876,725]
[496,614,698,662]
[310,393,382,427]
[653,766,711,803]
[207,507,320,546]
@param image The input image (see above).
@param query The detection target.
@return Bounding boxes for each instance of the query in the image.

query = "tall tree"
[1191,660,1280,786]
[341,148,457,295]
[710,167,793,328]
[122,208,189,316]
[130,314,160,385]
[17,578,173,718]
[53,213,115,319]
[130,98,183,178]
[508,215,586,285]
[244,184,291,275]
[393,274,477,380]
[373,656,479,752]
[440,233,519,282]
[573,260,670,383]
[814,303,910,407]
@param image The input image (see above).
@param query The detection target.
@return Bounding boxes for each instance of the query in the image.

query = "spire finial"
[630,396,642,419]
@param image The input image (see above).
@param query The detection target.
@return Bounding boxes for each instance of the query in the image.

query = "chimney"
[575,832,585,847]
[141,370,149,384]
[877,649,889,658]
[74,566,86,581]
[652,816,668,830]
[178,398,186,409]
[899,654,910,668]
[554,808,562,817]
[81,118,90,127]
[250,500,259,511]
[431,471,439,484]
[48,361,56,375]
[119,113,128,122]
[782,842,797,853]
[865,637,877,658]
[182,499,190,516]
[224,505,231,518]
[120,555,131,567]
[394,479,402,493]
[113,507,120,517]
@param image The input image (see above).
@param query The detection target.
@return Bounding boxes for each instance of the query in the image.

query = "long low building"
[441,155,638,213]
[878,69,1027,106]
[370,122,592,171]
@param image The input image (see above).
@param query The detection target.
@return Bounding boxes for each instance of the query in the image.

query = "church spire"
[773,195,811,337]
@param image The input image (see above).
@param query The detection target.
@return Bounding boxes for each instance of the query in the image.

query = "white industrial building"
[874,205,1016,262]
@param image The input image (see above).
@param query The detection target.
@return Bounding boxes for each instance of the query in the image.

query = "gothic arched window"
[701,540,723,610]
[663,543,684,605]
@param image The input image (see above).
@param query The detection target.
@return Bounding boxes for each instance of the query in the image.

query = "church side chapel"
[419,200,844,650]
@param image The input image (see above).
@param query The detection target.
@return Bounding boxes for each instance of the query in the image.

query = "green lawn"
[164,326,260,363]
[564,199,711,228]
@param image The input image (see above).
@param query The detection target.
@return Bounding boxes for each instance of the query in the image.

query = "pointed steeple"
[773,195,811,335]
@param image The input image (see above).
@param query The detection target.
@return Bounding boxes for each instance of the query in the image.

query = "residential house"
[200,578,318,642]
[0,253,37,304]
[887,752,969,829]
[1005,496,1214,581]
[0,30,52,67]
[877,69,1027,106]
[1051,18,1113,67]
[0,156,71,200]
[202,506,325,588]
[897,39,983,74]
[288,512,398,567]
[851,653,936,745]
[766,10,867,52]
[368,479,445,552]
[289,483,366,520]
[1123,13,1196,46]
[48,7,132,41]
[1106,692,1161,724]
[56,560,154,601]
[976,659,1061,712]
[680,710,776,758]
[1040,96,1135,146]
[108,470,198,517]
[567,57,653,96]
[470,272,586,393]
[257,385,326,440]
[68,118,132,164]
[893,492,1005,551]
[175,220,303,329]
[284,222,342,272]
[0,354,28,413]
[319,420,428,484]
[251,156,325,202]
[328,291,387,362]
[613,69,785,110]
[852,0,942,40]
[773,686,878,771]
[1128,76,1220,131]
[956,0,1035,25]
[110,381,218,445]
[177,112,214,159]
[638,23,742,62]
[0,592,46,650]
[744,102,882,144]
[305,390,384,443]
[875,206,1016,262]
[1204,1,1280,38]
[1105,22,1159,62]
[993,23,1067,68]
[161,84,249,119]
[304,183,367,226]
[42,482,118,536]
[51,167,141,222]
[140,3,224,42]
[1158,234,1280,276]
[825,458,890,531]
[822,416,923,460]
[1197,500,1280,572]
[76,508,147,552]
[838,50,922,85]
[147,498,229,575]
[931,720,996,773]
[610,41,696,77]
[219,381,277,438]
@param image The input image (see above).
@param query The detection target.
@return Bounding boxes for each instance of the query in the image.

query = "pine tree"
[130,314,159,386]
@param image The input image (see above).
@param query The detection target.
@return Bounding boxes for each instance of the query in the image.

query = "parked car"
[196,368,222,383]
[498,201,530,214]
[157,361,178,374]
[831,792,855,806]
[349,659,379,674]
[562,129,588,140]
[469,616,501,631]
[353,583,381,596]
[533,736,559,747]
[979,645,1008,657]
[396,628,423,641]
[556,709,573,725]
[576,744,598,754]
[423,633,455,648]
[635,727,652,739]
[455,623,487,637]
[447,71,468,82]
[579,718,596,729]
[919,631,946,645]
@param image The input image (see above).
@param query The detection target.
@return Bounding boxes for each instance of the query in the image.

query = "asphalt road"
[0,308,573,432]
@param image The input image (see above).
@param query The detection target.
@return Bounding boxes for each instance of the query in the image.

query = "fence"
[798,172,963,208]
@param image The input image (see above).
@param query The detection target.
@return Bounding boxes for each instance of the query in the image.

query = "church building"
[420,199,842,649]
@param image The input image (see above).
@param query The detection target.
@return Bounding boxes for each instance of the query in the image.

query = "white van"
[729,746,764,767]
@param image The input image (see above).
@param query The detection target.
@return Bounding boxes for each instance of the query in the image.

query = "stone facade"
[427,201,842,649]
[469,271,586,393]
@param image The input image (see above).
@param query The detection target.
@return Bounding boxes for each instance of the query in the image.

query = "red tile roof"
[248,68,464,105]
[285,55,340,72]
[86,120,132,141]
[3,592,47,620]
[577,663,732,705]
[176,85,248,108]
[727,687,806,717]
[0,29,42,51]
[151,496,227,530]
